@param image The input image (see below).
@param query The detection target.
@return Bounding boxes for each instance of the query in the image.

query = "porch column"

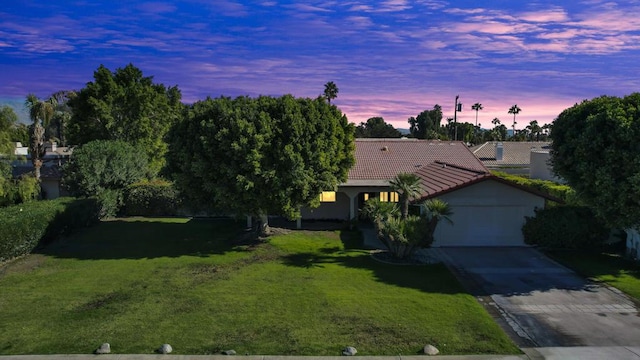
[349,193,357,220]
[296,217,302,229]
[246,215,252,228]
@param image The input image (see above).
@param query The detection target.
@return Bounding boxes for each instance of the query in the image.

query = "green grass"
[546,250,640,301]
[0,217,519,356]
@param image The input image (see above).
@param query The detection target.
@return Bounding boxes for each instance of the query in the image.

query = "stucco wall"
[433,179,545,246]
[301,191,351,220]
[530,150,564,183]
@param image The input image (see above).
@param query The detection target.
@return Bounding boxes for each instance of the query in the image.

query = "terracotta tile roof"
[471,141,551,167]
[349,138,488,180]
[414,161,491,199]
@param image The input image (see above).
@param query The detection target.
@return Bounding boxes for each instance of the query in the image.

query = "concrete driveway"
[435,247,640,347]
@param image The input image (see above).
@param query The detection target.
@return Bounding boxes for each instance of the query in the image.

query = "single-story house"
[302,138,554,247]
[10,142,72,199]
[471,141,552,178]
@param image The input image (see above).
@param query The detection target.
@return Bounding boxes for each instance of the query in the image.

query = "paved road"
[435,247,640,347]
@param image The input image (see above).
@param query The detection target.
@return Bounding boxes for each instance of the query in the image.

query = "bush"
[124,180,181,216]
[97,189,124,219]
[0,197,100,262]
[522,206,609,249]
[491,171,579,205]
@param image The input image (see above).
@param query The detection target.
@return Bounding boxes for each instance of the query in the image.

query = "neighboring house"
[471,141,551,177]
[11,142,72,199]
[627,229,640,261]
[302,138,553,246]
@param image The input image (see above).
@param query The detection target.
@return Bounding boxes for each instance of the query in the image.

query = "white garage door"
[432,205,528,247]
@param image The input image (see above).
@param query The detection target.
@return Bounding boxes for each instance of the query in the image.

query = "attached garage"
[432,179,546,247]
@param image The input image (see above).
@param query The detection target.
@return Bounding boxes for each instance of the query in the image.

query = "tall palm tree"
[508,104,521,138]
[389,172,422,219]
[323,81,338,104]
[471,103,483,127]
[25,94,54,181]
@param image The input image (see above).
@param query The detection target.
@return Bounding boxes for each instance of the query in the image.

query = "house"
[471,141,551,177]
[11,142,72,199]
[302,138,553,246]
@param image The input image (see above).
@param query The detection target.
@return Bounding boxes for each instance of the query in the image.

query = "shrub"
[0,197,100,262]
[97,189,124,219]
[491,171,579,205]
[124,180,181,216]
[522,206,609,249]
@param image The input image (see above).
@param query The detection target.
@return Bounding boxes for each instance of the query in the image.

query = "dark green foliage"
[408,105,443,139]
[67,64,183,175]
[96,189,124,219]
[63,140,148,197]
[522,206,609,249]
[355,117,402,138]
[551,93,640,228]
[491,171,578,205]
[124,180,181,216]
[167,95,355,221]
[0,197,100,262]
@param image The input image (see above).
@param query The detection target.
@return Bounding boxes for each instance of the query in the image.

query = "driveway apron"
[435,247,640,347]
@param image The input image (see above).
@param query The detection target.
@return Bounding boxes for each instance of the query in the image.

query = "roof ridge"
[429,161,490,175]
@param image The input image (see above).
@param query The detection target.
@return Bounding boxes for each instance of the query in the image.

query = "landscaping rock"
[423,344,439,355]
[94,343,111,354]
[222,349,236,355]
[342,346,357,356]
[157,343,173,354]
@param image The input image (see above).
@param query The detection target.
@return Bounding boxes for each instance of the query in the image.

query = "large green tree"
[355,117,402,138]
[0,105,18,156]
[551,93,640,228]
[166,95,355,232]
[68,64,182,175]
[408,105,442,139]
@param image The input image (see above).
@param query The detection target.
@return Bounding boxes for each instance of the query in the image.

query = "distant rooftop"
[471,141,551,167]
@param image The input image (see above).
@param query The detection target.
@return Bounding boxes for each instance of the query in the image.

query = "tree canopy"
[62,139,148,197]
[551,93,640,228]
[408,105,442,139]
[355,117,402,138]
[67,64,183,175]
[166,95,355,221]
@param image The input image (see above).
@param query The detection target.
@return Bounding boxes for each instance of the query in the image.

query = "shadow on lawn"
[36,218,249,260]
[280,230,465,295]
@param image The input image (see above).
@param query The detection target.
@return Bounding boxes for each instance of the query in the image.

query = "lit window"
[390,192,399,202]
[364,193,369,201]
[379,192,389,202]
[320,191,336,202]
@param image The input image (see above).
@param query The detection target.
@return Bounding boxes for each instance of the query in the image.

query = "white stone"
[95,343,111,354]
[157,343,173,354]
[423,344,439,355]
[342,346,357,356]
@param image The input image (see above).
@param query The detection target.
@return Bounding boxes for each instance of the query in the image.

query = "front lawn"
[0,217,519,355]
[546,250,640,301]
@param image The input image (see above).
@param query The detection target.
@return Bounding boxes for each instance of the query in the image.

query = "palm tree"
[471,103,483,127]
[323,81,338,104]
[25,94,54,181]
[471,103,483,144]
[422,198,454,247]
[508,104,521,138]
[526,120,542,141]
[389,172,422,219]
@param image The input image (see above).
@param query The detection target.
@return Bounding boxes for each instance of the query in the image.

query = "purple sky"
[2,0,640,129]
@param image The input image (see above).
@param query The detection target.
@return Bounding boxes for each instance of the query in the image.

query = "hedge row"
[491,171,579,205]
[123,180,181,217]
[522,206,609,249]
[0,197,100,262]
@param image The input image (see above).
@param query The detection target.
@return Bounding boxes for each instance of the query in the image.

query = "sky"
[2,1,640,129]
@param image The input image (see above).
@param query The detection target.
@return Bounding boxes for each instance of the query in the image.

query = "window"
[319,191,336,202]
[364,193,369,201]
[379,192,399,202]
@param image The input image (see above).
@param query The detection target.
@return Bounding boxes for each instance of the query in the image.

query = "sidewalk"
[2,347,640,359]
